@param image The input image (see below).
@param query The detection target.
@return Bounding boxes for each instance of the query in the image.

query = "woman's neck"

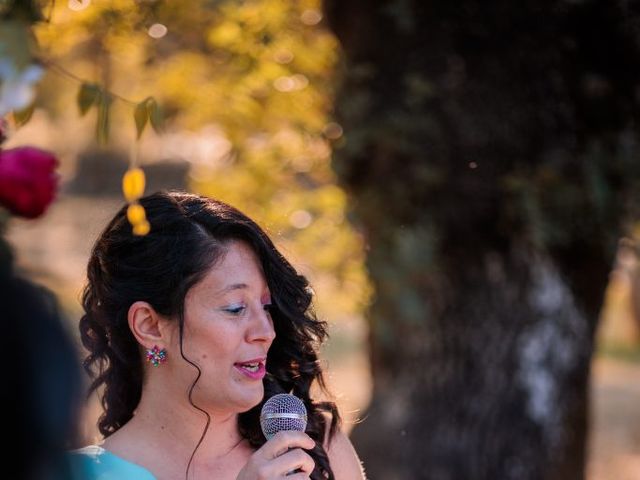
[101,379,247,476]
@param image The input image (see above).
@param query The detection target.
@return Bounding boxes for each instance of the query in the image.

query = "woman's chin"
[234,386,265,412]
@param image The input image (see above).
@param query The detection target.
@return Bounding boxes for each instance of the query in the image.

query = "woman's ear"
[128,301,172,350]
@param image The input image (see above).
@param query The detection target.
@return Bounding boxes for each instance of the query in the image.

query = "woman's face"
[169,240,276,414]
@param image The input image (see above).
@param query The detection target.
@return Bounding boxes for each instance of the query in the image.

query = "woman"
[69,191,365,480]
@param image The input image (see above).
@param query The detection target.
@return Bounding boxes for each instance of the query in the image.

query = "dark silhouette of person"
[1,260,82,480]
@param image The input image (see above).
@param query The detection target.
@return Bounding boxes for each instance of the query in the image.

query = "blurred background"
[2,1,639,479]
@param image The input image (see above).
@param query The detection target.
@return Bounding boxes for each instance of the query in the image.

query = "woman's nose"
[247,305,276,343]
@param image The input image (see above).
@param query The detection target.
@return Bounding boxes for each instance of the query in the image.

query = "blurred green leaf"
[12,103,35,127]
[0,20,34,69]
[95,92,111,145]
[147,98,164,133]
[0,0,44,21]
[134,98,150,139]
[77,83,100,116]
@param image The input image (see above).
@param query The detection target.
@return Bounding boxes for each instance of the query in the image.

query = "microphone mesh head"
[260,393,308,440]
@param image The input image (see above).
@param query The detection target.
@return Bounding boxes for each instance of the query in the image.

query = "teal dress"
[68,445,157,479]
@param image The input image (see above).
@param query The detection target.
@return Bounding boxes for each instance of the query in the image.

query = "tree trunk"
[350,242,610,480]
[323,1,640,478]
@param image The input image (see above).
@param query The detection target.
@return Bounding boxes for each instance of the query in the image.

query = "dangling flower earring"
[146,345,167,367]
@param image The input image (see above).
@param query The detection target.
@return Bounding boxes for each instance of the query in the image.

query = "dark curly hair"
[79,190,340,479]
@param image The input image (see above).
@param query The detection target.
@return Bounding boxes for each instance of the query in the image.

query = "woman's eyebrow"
[215,283,248,296]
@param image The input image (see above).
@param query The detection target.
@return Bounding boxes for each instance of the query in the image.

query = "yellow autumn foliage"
[34,0,371,322]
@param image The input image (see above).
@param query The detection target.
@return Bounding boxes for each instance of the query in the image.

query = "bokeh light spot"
[274,50,294,64]
[301,9,322,26]
[323,122,343,140]
[148,23,168,39]
[68,0,90,11]
[290,210,313,229]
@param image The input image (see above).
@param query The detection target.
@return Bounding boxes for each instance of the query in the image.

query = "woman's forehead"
[196,241,267,295]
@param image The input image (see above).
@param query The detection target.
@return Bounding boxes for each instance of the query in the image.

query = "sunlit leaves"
[208,20,243,47]
[34,0,371,320]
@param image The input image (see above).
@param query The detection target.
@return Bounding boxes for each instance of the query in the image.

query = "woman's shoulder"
[68,445,157,480]
[324,429,367,480]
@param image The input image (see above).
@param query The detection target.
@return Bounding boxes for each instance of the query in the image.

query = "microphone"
[260,393,308,440]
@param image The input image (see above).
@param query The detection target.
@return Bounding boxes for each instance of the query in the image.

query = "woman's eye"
[223,304,246,315]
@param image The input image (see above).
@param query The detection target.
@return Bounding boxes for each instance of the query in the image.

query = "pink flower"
[0,147,58,218]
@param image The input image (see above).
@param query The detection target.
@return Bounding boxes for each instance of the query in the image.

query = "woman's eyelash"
[224,304,246,315]
[222,303,272,315]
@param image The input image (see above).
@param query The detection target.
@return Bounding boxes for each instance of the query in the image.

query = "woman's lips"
[234,360,266,380]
